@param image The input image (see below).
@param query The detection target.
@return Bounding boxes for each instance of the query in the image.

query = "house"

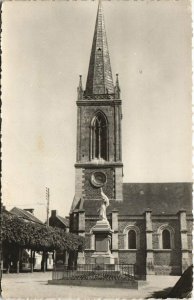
[49,210,69,232]
[49,210,69,265]
[10,207,43,225]
[8,207,43,272]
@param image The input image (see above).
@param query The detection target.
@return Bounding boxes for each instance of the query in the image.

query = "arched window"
[90,112,108,160]
[158,224,174,249]
[162,229,171,249]
[128,230,136,249]
[123,225,140,250]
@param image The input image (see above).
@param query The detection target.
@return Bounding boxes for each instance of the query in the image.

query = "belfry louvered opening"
[90,111,108,161]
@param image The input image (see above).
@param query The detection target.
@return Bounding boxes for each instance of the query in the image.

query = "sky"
[2,0,192,222]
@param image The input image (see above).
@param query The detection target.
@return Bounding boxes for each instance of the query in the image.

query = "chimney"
[24,208,34,215]
[51,210,58,217]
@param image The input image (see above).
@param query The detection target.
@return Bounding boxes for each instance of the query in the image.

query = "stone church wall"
[117,219,146,248]
[118,251,137,264]
[81,213,192,276]
[117,218,146,275]
[187,219,193,251]
[83,168,114,200]
[118,250,146,275]
[188,252,192,265]
[152,219,180,249]
[154,250,180,265]
[187,233,192,250]
[85,218,97,233]
[118,233,124,249]
[84,250,95,264]
[151,219,181,275]
[85,234,91,249]
[186,218,193,267]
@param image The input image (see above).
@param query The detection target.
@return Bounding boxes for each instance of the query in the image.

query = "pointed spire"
[115,73,121,99]
[85,0,114,97]
[79,75,83,89]
[116,73,119,86]
[77,75,83,100]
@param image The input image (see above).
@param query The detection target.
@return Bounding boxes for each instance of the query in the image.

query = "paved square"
[1,272,179,299]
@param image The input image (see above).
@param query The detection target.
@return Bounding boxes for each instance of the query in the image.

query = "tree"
[2,212,85,271]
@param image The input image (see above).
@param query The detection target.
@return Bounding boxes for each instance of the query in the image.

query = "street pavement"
[1,271,180,299]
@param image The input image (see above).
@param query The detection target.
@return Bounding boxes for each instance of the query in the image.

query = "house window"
[90,112,108,160]
[128,230,136,249]
[162,229,171,249]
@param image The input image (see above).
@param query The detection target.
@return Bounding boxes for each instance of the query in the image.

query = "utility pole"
[0,198,2,296]
[46,187,50,226]
[41,187,50,273]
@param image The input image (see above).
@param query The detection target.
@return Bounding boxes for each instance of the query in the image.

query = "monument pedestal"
[90,219,115,264]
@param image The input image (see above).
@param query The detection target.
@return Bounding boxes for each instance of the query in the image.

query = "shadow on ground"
[147,266,193,299]
[146,287,172,299]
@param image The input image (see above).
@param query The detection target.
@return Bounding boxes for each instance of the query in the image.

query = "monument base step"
[48,279,138,289]
[90,252,115,264]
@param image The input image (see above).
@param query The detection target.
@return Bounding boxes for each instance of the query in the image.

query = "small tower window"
[128,230,136,249]
[90,112,108,161]
[162,229,171,249]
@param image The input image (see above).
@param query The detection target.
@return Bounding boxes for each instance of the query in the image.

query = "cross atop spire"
[85,0,114,97]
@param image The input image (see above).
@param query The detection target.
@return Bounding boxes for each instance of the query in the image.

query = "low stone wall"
[48,279,138,289]
[154,265,181,275]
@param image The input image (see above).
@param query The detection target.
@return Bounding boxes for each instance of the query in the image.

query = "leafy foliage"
[2,213,85,252]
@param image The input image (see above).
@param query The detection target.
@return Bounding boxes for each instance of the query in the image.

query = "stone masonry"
[69,1,193,277]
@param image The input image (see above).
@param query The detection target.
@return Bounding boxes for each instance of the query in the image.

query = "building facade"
[49,210,69,265]
[49,210,69,232]
[70,1,192,276]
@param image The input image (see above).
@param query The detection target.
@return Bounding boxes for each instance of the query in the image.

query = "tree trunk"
[53,250,56,270]
[65,251,69,265]
[30,250,33,273]
[5,251,10,273]
[16,260,19,273]
[6,266,9,274]
[33,251,35,268]
[6,255,10,274]
[16,248,20,273]
[20,248,23,272]
[41,251,46,272]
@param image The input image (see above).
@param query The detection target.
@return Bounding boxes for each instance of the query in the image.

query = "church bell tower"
[72,1,123,210]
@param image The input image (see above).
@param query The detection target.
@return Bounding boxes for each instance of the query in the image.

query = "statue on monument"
[98,188,110,221]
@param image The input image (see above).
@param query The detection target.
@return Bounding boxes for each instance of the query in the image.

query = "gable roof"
[10,207,43,224]
[82,182,192,216]
[56,215,69,227]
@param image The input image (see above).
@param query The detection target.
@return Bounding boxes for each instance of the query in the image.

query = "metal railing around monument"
[52,264,136,281]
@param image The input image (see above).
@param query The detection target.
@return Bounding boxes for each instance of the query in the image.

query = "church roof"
[85,0,114,96]
[82,182,192,216]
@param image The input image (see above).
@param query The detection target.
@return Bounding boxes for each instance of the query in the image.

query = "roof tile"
[82,183,192,216]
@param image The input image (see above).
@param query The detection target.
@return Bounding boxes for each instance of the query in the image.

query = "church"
[69,1,192,277]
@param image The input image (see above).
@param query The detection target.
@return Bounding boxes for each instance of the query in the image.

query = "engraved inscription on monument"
[95,234,108,252]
